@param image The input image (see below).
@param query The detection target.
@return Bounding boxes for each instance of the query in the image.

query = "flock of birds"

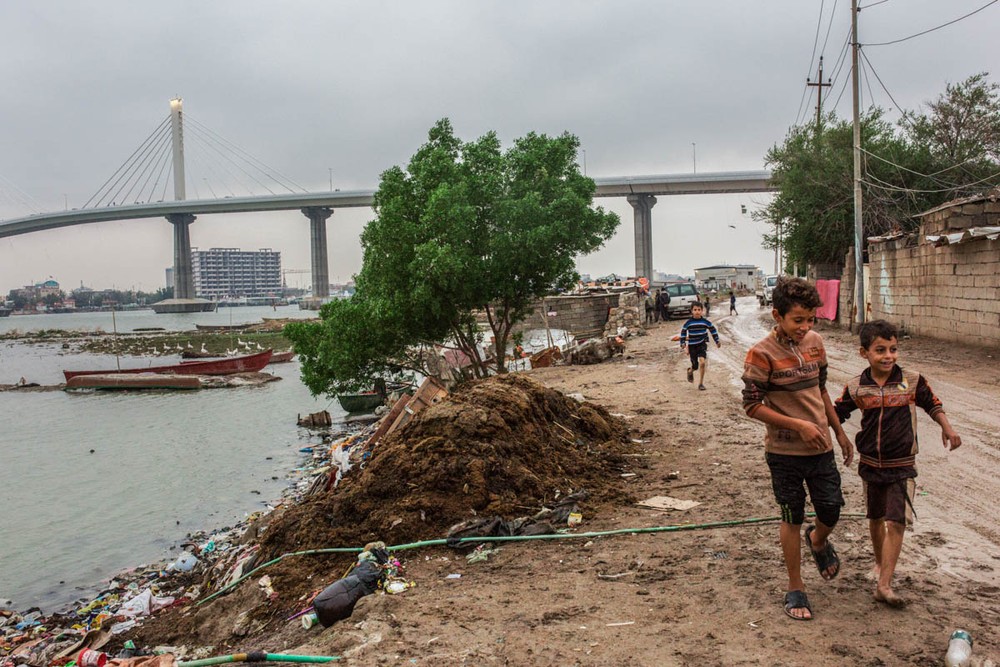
[144,338,267,357]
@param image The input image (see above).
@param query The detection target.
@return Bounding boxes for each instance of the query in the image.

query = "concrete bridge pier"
[627,194,657,282]
[168,213,196,299]
[303,207,333,298]
[151,213,215,313]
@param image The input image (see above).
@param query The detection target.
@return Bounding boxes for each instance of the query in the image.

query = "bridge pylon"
[302,207,333,300]
[627,194,657,282]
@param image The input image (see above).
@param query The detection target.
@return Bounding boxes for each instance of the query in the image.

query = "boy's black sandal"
[783,590,812,621]
[805,524,840,580]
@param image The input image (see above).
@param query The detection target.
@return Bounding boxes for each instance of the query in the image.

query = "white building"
[694,264,760,291]
[191,248,281,300]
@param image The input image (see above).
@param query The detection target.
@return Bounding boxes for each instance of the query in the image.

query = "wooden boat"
[63,349,273,381]
[336,392,385,414]
[268,350,295,364]
[65,374,201,391]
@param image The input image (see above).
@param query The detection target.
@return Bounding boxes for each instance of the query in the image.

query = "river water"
[0,306,346,612]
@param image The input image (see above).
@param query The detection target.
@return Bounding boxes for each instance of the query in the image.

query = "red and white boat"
[63,349,273,381]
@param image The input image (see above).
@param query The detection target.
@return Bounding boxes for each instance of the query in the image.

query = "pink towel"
[815,280,839,321]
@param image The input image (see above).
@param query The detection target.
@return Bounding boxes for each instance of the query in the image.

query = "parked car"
[757,275,778,306]
[663,282,700,319]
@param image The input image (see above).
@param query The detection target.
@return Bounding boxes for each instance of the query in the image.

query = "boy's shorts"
[687,342,708,370]
[765,450,844,525]
[864,478,914,526]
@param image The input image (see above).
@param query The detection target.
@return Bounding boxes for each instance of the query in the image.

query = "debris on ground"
[124,374,633,649]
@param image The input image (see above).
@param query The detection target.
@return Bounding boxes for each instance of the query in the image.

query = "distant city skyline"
[2,1,997,293]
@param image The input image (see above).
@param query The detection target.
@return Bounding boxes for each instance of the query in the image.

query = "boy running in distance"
[834,319,961,607]
[680,302,720,391]
[742,277,853,621]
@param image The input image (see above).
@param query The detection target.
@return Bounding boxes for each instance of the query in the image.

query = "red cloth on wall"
[815,279,840,321]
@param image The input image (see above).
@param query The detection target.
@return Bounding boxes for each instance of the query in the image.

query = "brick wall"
[513,293,617,339]
[855,198,1000,347]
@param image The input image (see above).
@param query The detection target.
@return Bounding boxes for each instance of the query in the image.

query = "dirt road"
[273,299,1000,665]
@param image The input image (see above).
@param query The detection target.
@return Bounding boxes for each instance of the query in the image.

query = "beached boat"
[63,349,273,381]
[268,350,295,364]
[337,392,385,414]
[65,374,202,391]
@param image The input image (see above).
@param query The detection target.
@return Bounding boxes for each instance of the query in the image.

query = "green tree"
[904,72,1000,167]
[760,110,922,267]
[287,119,619,396]
[761,74,1000,270]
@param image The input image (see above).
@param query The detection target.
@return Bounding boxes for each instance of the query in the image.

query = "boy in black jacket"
[834,319,961,607]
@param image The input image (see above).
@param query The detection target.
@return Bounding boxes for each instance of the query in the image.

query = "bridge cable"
[146,138,174,203]
[184,140,236,198]
[84,116,170,209]
[183,122,278,196]
[185,136,239,198]
[0,173,42,215]
[134,129,174,204]
[90,119,171,208]
[95,121,170,208]
[100,122,172,208]
[186,115,308,193]
[117,124,174,206]
[184,126,260,197]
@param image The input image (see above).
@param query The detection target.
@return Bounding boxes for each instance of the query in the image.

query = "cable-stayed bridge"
[0,99,773,310]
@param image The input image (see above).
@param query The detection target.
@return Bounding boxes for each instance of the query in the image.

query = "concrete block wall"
[513,293,617,339]
[860,198,1000,347]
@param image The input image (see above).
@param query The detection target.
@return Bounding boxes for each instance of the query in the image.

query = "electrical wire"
[863,147,981,180]
[859,0,890,8]
[820,0,840,58]
[858,48,907,118]
[865,0,998,46]
[805,0,826,87]
[863,167,1000,193]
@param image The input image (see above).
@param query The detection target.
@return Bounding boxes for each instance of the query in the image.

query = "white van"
[663,282,700,319]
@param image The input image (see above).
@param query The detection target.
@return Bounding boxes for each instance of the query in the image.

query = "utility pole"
[807,55,832,133]
[691,143,697,173]
[851,0,865,328]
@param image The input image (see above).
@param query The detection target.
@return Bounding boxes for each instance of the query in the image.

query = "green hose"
[178,652,340,667]
[196,512,864,606]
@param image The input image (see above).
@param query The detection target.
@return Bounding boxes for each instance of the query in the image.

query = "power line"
[857,48,907,117]
[858,0,890,8]
[865,0,998,46]
[805,0,826,81]
[820,0,840,56]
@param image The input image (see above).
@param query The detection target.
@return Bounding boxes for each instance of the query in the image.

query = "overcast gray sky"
[1,1,998,293]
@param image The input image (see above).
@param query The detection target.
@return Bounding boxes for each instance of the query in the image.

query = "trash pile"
[256,374,633,561]
[0,425,366,666]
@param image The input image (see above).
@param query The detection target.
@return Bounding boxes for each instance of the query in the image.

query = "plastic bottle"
[300,612,319,630]
[945,629,973,667]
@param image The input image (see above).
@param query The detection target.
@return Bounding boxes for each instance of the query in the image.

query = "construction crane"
[281,269,310,289]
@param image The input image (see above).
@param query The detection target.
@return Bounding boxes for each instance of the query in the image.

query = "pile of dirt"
[259,373,634,559]
[132,374,634,649]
